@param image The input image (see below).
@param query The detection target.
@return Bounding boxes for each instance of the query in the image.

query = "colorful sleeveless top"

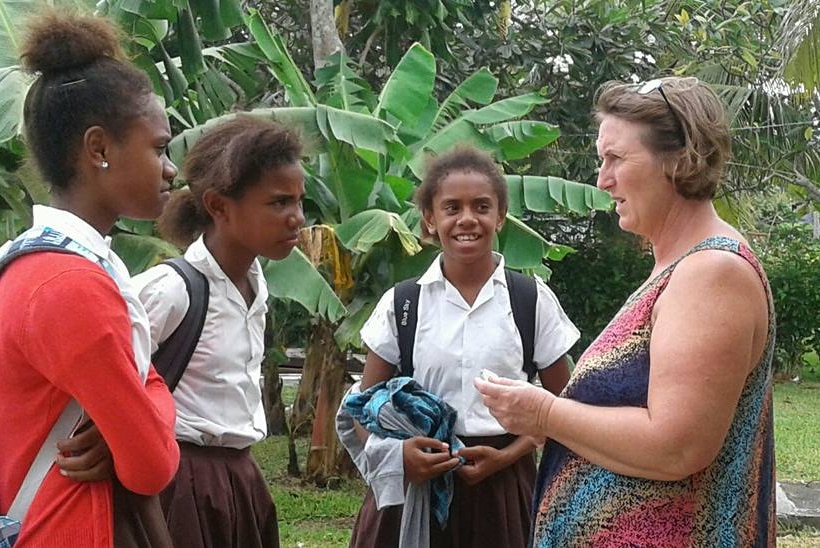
[532,237,776,547]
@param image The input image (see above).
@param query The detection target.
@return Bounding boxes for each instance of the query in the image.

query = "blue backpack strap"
[0,227,95,530]
[393,277,421,378]
[0,226,114,277]
[150,257,209,392]
[505,269,538,381]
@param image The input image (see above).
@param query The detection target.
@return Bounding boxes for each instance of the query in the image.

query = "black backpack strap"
[151,257,209,392]
[393,277,421,378]
[505,269,538,381]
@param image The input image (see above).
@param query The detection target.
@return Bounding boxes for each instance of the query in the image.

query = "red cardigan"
[0,253,179,547]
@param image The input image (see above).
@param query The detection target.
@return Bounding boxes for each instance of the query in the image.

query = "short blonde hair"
[595,77,731,200]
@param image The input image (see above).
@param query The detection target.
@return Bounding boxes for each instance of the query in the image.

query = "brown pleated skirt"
[160,442,279,548]
[349,434,535,548]
[113,476,173,548]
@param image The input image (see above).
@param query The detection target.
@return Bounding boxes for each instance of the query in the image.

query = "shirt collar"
[184,235,267,311]
[417,251,507,286]
[32,204,113,259]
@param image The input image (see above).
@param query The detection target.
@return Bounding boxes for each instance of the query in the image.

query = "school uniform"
[133,236,277,548]
[349,252,579,548]
[0,205,179,548]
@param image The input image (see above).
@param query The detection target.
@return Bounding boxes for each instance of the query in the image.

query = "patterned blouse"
[532,237,776,547]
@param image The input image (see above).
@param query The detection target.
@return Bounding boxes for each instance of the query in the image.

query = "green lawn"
[258,375,820,547]
[253,436,363,547]
[773,380,820,481]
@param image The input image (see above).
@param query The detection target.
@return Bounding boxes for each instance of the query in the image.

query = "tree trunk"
[288,224,356,484]
[262,320,287,435]
[289,338,322,436]
[304,321,357,485]
[262,360,286,435]
[309,0,343,71]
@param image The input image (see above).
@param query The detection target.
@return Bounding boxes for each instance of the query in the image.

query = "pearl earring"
[101,160,109,169]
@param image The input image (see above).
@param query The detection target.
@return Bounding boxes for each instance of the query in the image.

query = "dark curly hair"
[414,145,508,241]
[20,10,154,189]
[158,115,303,247]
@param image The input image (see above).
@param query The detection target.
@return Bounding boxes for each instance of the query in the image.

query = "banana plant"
[167,22,613,351]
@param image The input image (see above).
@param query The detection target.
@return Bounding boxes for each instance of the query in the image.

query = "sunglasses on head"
[637,79,685,139]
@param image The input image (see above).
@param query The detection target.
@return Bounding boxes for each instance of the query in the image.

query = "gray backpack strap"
[7,400,83,521]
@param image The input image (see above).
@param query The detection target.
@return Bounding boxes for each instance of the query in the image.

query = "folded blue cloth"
[344,376,464,527]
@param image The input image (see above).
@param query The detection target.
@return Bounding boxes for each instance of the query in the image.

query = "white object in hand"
[479,369,498,382]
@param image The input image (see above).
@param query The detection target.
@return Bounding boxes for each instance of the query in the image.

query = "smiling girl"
[348,146,579,548]
[133,116,305,548]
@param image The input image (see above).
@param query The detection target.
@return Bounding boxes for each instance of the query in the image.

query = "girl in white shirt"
[133,116,305,548]
[349,146,579,548]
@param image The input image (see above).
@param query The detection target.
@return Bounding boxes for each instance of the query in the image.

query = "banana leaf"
[336,209,421,256]
[506,174,613,216]
[0,66,28,143]
[111,232,181,275]
[483,121,560,161]
[375,42,436,128]
[262,248,347,323]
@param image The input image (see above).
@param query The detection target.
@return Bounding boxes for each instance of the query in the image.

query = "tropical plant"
[778,0,820,96]
[753,199,820,376]
[164,22,612,479]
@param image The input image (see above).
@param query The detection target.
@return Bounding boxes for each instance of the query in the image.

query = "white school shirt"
[22,205,152,382]
[360,252,580,437]
[133,236,268,448]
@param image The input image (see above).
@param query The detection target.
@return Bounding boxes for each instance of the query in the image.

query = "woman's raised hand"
[474,375,555,438]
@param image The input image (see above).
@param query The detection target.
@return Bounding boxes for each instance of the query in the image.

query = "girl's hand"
[55,423,114,482]
[402,436,461,484]
[475,375,555,438]
[454,445,505,485]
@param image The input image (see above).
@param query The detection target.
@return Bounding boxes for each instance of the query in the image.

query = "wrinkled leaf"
[262,248,347,323]
[336,209,421,256]
[376,42,435,128]
[0,66,29,143]
[111,232,180,275]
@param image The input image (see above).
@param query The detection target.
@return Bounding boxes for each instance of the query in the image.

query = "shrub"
[546,213,653,357]
[755,214,820,377]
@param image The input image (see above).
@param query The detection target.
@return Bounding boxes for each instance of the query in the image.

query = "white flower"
[645,54,656,65]
[629,73,641,83]
[646,34,657,46]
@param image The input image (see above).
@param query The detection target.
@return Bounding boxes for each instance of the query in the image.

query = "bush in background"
[754,208,820,377]
[546,213,653,357]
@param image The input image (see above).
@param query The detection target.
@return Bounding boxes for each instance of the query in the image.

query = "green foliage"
[756,209,820,376]
[167,35,612,350]
[545,213,653,355]
[778,0,820,96]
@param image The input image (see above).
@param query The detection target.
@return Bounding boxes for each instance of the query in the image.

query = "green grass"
[801,351,820,382]
[773,380,820,481]
[259,369,820,546]
[252,436,363,548]
[777,524,820,546]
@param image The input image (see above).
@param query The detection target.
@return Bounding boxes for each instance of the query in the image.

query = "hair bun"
[20,11,124,74]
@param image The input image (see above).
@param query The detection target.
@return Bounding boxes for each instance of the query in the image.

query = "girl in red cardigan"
[0,11,179,547]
